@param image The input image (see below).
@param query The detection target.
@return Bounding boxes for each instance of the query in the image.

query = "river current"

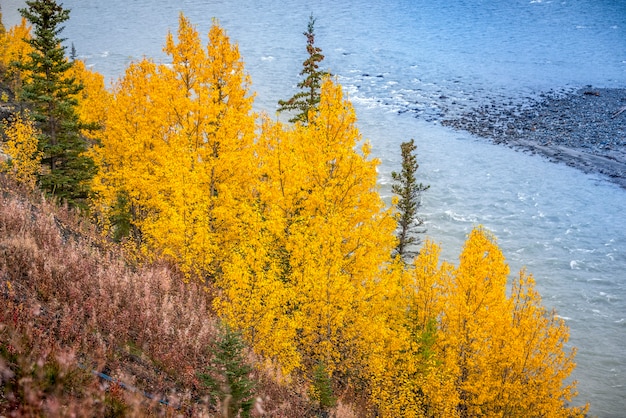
[3,1,625,416]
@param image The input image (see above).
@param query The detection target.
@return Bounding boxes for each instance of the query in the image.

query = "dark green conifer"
[70,42,77,61]
[200,325,256,417]
[15,0,95,208]
[278,14,329,124]
[391,139,429,261]
[311,362,336,417]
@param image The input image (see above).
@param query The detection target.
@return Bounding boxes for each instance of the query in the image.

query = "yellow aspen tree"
[367,243,459,417]
[0,18,32,92]
[216,117,304,374]
[490,270,587,417]
[1,112,42,188]
[90,58,163,242]
[438,227,513,417]
[219,205,304,375]
[153,14,256,278]
[67,59,111,140]
[92,14,256,278]
[369,228,586,417]
[218,78,398,393]
[435,227,587,417]
[290,78,397,382]
[148,14,226,275]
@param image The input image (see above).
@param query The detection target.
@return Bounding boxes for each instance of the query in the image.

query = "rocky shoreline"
[441,87,626,189]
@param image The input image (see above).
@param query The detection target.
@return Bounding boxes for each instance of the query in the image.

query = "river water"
[3,1,626,415]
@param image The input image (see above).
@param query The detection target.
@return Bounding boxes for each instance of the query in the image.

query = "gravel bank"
[441,87,626,189]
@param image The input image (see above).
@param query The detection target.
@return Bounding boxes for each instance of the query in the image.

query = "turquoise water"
[3,1,626,415]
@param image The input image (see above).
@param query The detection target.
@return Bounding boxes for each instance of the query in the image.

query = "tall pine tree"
[16,0,95,208]
[277,14,329,124]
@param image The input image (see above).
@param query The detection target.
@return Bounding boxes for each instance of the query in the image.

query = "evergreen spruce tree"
[391,139,429,261]
[311,362,336,417]
[15,0,95,208]
[277,14,329,124]
[200,325,256,417]
[69,42,77,61]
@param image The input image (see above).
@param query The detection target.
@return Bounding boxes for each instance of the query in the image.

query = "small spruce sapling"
[311,362,336,417]
[199,325,256,417]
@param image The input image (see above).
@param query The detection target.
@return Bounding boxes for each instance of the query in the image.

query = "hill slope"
[0,175,313,416]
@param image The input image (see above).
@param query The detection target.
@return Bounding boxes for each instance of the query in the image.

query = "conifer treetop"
[16,0,95,208]
[277,14,330,124]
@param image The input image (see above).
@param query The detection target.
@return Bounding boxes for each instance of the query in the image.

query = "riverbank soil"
[442,87,626,189]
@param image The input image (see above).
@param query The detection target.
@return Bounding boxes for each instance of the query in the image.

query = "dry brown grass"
[0,175,320,417]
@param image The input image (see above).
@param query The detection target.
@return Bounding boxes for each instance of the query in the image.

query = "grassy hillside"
[0,175,316,417]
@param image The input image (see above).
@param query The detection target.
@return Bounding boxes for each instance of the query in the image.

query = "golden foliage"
[92,14,256,278]
[1,112,42,188]
[67,59,111,139]
[0,18,32,91]
[368,243,459,417]
[217,78,398,383]
[369,228,588,417]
